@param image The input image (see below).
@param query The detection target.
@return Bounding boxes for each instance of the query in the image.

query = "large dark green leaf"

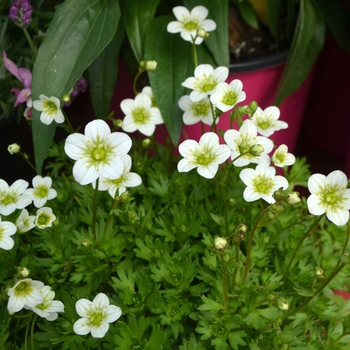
[184,0,229,67]
[230,0,260,30]
[274,0,326,105]
[145,16,193,146]
[315,0,350,52]
[124,0,161,62]
[266,0,282,38]
[32,0,120,174]
[87,21,125,119]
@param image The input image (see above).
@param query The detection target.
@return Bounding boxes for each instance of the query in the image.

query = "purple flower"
[2,51,32,107]
[9,0,33,27]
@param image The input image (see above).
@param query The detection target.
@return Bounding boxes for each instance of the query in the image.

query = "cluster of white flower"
[168,5,350,227]
[6,279,121,338]
[64,119,142,197]
[0,175,58,250]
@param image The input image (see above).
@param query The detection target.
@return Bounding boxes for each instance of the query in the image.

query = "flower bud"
[277,299,289,311]
[197,28,209,38]
[214,237,228,250]
[82,239,91,247]
[62,94,71,103]
[314,267,324,277]
[249,144,264,156]
[145,60,157,71]
[229,198,236,207]
[113,119,123,128]
[17,267,30,277]
[8,143,21,155]
[121,191,131,202]
[142,138,151,147]
[285,192,301,205]
[236,223,247,241]
[249,101,258,113]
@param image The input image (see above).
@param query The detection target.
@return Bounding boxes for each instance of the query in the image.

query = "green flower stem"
[336,221,350,269]
[104,197,121,236]
[288,261,347,317]
[24,313,33,350]
[232,240,241,290]
[63,111,75,134]
[209,102,217,134]
[19,151,37,172]
[283,214,324,283]
[133,69,145,95]
[242,206,271,284]
[22,28,37,60]
[92,179,99,238]
[30,314,37,350]
[191,40,198,68]
[220,253,228,308]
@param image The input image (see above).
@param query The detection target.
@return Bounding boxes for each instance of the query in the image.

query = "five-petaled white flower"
[73,293,122,338]
[210,80,246,112]
[32,94,65,125]
[7,278,44,313]
[167,6,216,45]
[250,106,288,137]
[178,95,215,125]
[64,119,132,185]
[94,155,142,199]
[272,144,296,168]
[16,209,36,233]
[177,132,231,179]
[31,286,64,321]
[0,216,17,250]
[24,175,57,208]
[0,179,32,216]
[120,92,163,137]
[224,119,273,167]
[182,64,229,102]
[307,170,350,226]
[35,207,56,229]
[239,165,289,204]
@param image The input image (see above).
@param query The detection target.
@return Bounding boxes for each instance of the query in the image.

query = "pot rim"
[229,49,289,73]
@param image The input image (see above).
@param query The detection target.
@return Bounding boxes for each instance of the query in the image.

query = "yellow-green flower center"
[14,281,33,297]
[253,175,274,194]
[37,213,51,226]
[190,100,210,117]
[0,194,16,206]
[184,21,198,31]
[0,227,3,239]
[195,75,217,93]
[92,143,107,161]
[132,107,151,124]
[221,91,237,106]
[43,100,58,115]
[196,152,214,166]
[34,185,49,199]
[274,152,285,164]
[320,186,344,208]
[89,311,104,327]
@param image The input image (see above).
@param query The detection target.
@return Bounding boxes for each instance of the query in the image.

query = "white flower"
[224,119,273,167]
[177,132,231,179]
[94,155,142,198]
[272,144,296,167]
[31,286,64,321]
[73,293,122,338]
[24,175,57,208]
[120,93,163,136]
[7,278,44,313]
[307,170,350,226]
[16,209,36,233]
[250,106,288,137]
[239,165,289,204]
[210,80,246,112]
[64,119,132,185]
[178,95,215,125]
[32,94,65,125]
[35,207,56,229]
[0,179,32,216]
[182,64,229,102]
[0,216,17,250]
[167,6,216,45]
